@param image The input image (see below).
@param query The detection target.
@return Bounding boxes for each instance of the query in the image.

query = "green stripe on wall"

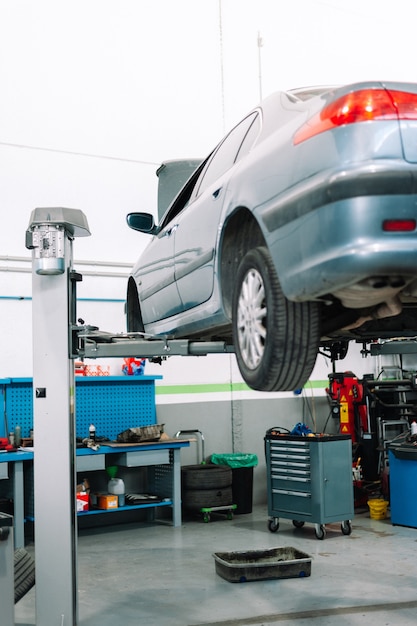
[155,380,328,395]
[155,383,247,394]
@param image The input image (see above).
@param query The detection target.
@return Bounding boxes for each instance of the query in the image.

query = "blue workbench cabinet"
[0,376,193,547]
[1,376,190,537]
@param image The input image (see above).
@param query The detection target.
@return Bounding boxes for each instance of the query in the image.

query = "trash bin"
[211,453,258,514]
[388,435,417,528]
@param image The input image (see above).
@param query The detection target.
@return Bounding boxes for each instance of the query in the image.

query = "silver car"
[126,81,417,392]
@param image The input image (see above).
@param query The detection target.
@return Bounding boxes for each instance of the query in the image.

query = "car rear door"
[172,177,229,309]
[133,162,209,325]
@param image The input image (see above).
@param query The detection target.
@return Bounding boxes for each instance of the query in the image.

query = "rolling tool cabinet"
[265,433,354,539]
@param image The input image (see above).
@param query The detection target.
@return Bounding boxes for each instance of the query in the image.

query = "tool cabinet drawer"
[270,458,310,473]
[271,489,312,516]
[114,449,170,467]
[76,454,105,472]
[270,453,310,466]
[270,441,310,453]
[271,471,311,494]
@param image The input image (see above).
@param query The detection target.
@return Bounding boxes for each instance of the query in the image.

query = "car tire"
[232,246,320,392]
[181,464,232,490]
[14,547,35,604]
[182,487,233,511]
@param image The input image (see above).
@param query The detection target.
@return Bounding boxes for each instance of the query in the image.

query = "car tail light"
[293,89,417,145]
[383,219,416,232]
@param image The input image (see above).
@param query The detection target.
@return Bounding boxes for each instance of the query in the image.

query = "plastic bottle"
[411,421,417,436]
[14,425,21,447]
[89,424,96,441]
[108,477,125,507]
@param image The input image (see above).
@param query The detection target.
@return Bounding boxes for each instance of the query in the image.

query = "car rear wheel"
[232,246,320,391]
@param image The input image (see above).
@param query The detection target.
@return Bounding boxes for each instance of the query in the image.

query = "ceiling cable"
[218,0,226,134]
[0,140,159,166]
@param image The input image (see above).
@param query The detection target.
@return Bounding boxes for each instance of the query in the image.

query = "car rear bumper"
[264,164,417,302]
[262,161,417,233]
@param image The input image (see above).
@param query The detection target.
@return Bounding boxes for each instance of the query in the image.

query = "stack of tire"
[14,548,35,603]
[181,463,233,513]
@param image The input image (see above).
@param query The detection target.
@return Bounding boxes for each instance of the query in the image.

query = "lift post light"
[25,207,90,275]
[27,223,66,275]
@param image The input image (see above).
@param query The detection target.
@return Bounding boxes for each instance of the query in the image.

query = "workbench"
[75,439,189,527]
[0,449,32,548]
[0,440,189,547]
[0,376,191,543]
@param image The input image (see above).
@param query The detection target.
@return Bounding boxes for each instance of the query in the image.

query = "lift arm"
[73,328,235,360]
[68,260,235,360]
[370,340,417,356]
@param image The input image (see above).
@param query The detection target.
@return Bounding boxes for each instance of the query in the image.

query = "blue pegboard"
[0,378,33,438]
[0,376,162,441]
[75,377,160,440]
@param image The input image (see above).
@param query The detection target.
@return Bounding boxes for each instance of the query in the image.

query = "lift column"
[26,208,91,626]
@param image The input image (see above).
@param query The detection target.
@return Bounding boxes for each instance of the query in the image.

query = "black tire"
[14,547,35,604]
[232,246,320,391]
[182,487,233,510]
[181,464,232,490]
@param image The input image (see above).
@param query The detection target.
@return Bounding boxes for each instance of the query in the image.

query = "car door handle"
[212,188,222,199]
[165,224,179,237]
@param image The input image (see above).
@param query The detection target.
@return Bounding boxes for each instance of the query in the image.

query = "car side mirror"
[126,212,156,234]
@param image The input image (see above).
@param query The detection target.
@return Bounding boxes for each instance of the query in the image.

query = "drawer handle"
[272,488,311,498]
[272,474,310,482]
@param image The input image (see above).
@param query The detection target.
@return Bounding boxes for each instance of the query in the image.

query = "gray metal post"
[11,461,25,549]
[0,514,14,626]
[27,208,90,626]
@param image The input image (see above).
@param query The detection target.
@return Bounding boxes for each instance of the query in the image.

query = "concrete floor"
[14,504,417,626]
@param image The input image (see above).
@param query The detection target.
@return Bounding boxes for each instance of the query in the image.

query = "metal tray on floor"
[212,546,311,582]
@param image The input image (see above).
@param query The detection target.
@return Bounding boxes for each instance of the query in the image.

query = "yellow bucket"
[368,499,388,520]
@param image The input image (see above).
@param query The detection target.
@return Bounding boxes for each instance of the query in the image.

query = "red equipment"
[0,437,14,451]
[327,372,369,442]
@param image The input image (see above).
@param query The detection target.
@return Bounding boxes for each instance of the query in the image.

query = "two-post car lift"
[25,207,234,626]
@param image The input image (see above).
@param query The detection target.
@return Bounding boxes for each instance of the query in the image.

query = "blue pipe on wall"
[0,296,125,302]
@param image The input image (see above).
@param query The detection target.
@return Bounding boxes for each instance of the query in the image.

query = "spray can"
[89,424,96,441]
[14,425,22,447]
